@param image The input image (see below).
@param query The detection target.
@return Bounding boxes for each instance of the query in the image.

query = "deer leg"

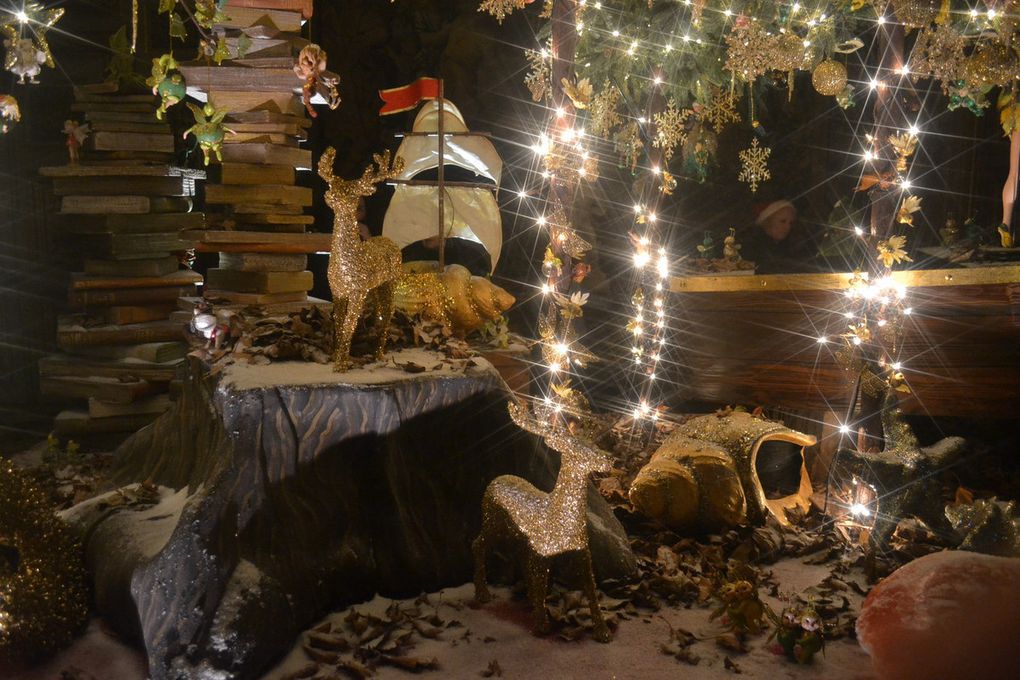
[337,293,365,370]
[373,279,396,361]
[580,550,611,643]
[331,297,349,371]
[525,551,551,635]
[472,529,491,603]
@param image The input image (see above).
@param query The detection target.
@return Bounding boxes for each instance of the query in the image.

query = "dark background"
[0,0,1011,443]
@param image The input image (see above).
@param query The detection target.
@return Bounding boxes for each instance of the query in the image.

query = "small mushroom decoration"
[184,102,233,166]
[147,54,186,120]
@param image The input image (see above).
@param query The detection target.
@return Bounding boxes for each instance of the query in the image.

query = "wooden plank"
[52,175,194,197]
[54,409,160,435]
[226,110,310,127]
[236,213,314,224]
[207,90,303,116]
[41,376,158,404]
[231,202,304,214]
[71,342,187,363]
[89,393,172,418]
[61,195,151,214]
[74,232,193,258]
[40,164,195,178]
[84,257,181,278]
[100,305,177,325]
[203,289,308,305]
[224,132,300,146]
[38,355,181,382]
[72,100,157,114]
[205,183,311,206]
[89,120,173,135]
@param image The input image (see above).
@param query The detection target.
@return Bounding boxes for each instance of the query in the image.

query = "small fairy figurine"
[293,43,329,117]
[63,119,90,164]
[147,54,186,120]
[184,102,233,166]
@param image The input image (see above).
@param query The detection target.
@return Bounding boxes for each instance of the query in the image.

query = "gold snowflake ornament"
[524,48,551,102]
[652,98,690,161]
[724,19,772,83]
[703,86,741,134]
[588,81,621,138]
[478,0,529,24]
[737,138,771,193]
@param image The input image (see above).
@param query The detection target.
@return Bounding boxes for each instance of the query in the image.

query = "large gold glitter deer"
[318,147,405,371]
[473,401,613,642]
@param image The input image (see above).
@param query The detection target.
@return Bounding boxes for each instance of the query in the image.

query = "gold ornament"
[702,86,741,134]
[615,121,642,172]
[724,18,772,83]
[473,401,613,643]
[877,234,912,268]
[318,147,405,370]
[888,131,918,173]
[771,32,808,73]
[888,0,940,29]
[964,40,1020,89]
[908,25,965,91]
[652,98,689,162]
[561,76,593,109]
[2,3,64,84]
[478,0,529,24]
[588,80,621,138]
[524,48,551,103]
[737,137,771,193]
[897,194,922,226]
[690,0,707,25]
[812,59,847,97]
[0,93,20,133]
[0,461,89,661]
[394,264,515,336]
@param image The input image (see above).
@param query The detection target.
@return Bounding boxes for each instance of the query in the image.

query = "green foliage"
[104,26,145,88]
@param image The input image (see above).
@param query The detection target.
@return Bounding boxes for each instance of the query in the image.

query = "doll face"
[761,206,796,242]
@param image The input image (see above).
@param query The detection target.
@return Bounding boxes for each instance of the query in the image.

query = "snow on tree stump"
[65,351,635,680]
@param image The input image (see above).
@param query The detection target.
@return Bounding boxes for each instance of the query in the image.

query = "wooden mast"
[437,79,446,269]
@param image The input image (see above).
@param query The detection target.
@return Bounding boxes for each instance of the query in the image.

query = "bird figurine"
[711,579,768,635]
[723,227,742,262]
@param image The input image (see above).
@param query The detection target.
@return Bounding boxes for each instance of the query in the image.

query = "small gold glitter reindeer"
[473,401,613,642]
[318,147,405,370]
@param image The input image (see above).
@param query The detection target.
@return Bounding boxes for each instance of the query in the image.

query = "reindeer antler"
[317,146,338,184]
[356,150,405,188]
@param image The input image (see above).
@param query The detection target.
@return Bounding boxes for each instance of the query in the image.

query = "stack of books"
[180,0,329,309]
[38,83,205,438]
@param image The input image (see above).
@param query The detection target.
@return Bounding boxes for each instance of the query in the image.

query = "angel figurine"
[5,37,45,84]
[62,120,90,164]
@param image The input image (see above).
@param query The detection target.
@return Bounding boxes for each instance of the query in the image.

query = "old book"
[57,319,184,347]
[62,212,205,235]
[70,269,201,290]
[217,6,303,31]
[231,202,304,214]
[215,162,294,185]
[231,222,305,234]
[90,130,174,153]
[84,257,180,278]
[205,268,312,293]
[100,305,177,325]
[69,285,196,308]
[72,100,157,114]
[75,232,191,258]
[186,229,329,251]
[54,409,159,435]
[89,120,173,135]
[205,184,312,206]
[223,132,300,146]
[219,143,310,167]
[72,82,120,96]
[72,341,186,363]
[180,65,298,92]
[61,195,151,214]
[79,110,167,124]
[208,91,303,116]
[236,213,314,225]
[39,164,190,178]
[89,394,171,418]
[51,175,194,197]
[225,0,312,17]
[38,354,181,382]
[224,36,291,59]
[224,122,307,137]
[203,289,307,305]
[218,252,307,272]
[225,110,310,127]
[41,376,158,404]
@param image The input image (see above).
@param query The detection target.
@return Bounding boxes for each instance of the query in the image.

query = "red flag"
[378,77,441,116]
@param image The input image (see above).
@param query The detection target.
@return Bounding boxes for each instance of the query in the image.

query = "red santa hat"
[754,199,795,226]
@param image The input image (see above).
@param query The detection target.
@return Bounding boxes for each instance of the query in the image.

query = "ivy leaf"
[169,12,187,40]
[158,0,176,14]
[213,37,230,65]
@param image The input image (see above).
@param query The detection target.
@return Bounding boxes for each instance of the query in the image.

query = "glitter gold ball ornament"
[812,59,848,97]
[0,461,89,661]
[473,401,614,643]
[888,0,940,28]
[964,41,1020,89]
[772,33,807,73]
[319,147,405,371]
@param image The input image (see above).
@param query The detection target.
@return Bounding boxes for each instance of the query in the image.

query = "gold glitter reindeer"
[473,401,613,642]
[318,147,405,371]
